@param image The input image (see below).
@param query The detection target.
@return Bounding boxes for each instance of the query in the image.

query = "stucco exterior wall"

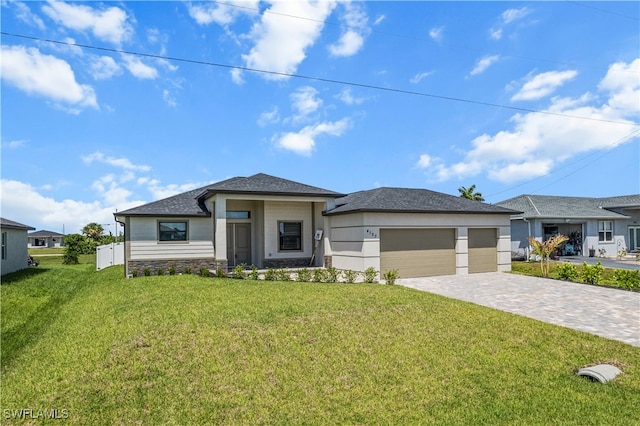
[263,201,314,261]
[327,211,512,274]
[1,228,29,275]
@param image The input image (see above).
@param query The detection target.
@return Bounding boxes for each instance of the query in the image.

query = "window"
[598,221,613,242]
[158,221,188,241]
[279,221,302,251]
[1,232,6,260]
[226,211,250,219]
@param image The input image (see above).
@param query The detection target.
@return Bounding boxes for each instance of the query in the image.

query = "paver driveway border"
[397,272,640,347]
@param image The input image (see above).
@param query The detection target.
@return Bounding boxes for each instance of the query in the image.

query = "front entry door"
[226,223,251,267]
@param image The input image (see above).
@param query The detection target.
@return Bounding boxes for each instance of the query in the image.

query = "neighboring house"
[28,230,66,248]
[1,218,35,276]
[496,194,640,258]
[115,173,517,278]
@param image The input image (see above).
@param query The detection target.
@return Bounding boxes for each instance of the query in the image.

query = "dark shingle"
[325,187,518,215]
[117,174,343,217]
[495,194,636,219]
[1,218,35,230]
[28,230,66,238]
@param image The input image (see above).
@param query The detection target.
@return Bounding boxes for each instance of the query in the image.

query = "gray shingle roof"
[117,173,343,217]
[495,194,638,219]
[0,218,35,230]
[325,187,519,216]
[28,230,66,238]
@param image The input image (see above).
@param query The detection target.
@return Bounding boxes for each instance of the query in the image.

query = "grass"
[2,260,640,424]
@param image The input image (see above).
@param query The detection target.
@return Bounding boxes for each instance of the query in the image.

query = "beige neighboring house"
[115,173,518,278]
[28,230,66,248]
[1,218,35,276]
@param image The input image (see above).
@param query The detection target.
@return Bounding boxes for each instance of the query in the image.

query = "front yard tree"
[528,234,569,278]
[83,222,104,242]
[458,185,485,202]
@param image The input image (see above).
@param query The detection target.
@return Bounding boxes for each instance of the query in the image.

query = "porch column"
[214,196,227,264]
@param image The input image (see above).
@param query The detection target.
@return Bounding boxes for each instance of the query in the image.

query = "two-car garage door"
[380,229,456,278]
[380,228,497,278]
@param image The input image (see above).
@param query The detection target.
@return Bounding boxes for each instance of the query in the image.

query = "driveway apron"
[398,272,640,347]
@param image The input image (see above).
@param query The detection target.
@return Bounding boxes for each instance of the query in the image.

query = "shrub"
[312,268,328,283]
[233,264,248,280]
[168,266,176,275]
[144,268,151,277]
[276,268,291,281]
[131,270,138,278]
[382,269,399,285]
[264,268,278,281]
[215,268,226,278]
[363,267,378,283]
[199,268,210,277]
[343,269,359,283]
[326,267,340,283]
[557,262,578,281]
[249,265,259,280]
[184,267,191,275]
[296,268,312,282]
[614,269,640,290]
[582,261,603,285]
[157,268,164,276]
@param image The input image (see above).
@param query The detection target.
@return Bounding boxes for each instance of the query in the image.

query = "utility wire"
[2,31,638,127]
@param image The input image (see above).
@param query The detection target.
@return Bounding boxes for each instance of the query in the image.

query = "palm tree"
[458,184,485,201]
[528,234,569,278]
[82,222,104,242]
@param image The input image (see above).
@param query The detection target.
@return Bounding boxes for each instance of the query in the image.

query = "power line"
[2,31,638,127]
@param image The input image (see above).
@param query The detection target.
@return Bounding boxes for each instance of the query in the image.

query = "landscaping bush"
[232,264,248,279]
[326,267,340,283]
[184,267,192,275]
[296,268,312,282]
[157,268,164,276]
[614,269,640,290]
[199,268,210,277]
[363,267,378,283]
[582,261,603,285]
[557,262,578,281]
[249,265,259,280]
[312,268,328,283]
[264,268,278,281]
[382,269,399,285]
[215,268,227,278]
[276,268,291,281]
[144,268,151,277]
[343,269,359,283]
[169,266,176,276]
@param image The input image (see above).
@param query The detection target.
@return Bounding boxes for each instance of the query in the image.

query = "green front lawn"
[2,262,639,424]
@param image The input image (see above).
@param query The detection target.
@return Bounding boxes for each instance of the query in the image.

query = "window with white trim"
[1,232,6,260]
[278,221,302,251]
[158,221,188,241]
[598,221,613,242]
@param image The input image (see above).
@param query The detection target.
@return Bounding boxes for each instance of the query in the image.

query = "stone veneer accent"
[323,255,332,269]
[262,257,313,269]
[128,259,227,277]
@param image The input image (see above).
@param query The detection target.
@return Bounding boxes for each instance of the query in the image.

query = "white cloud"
[290,86,322,120]
[82,152,151,172]
[10,1,46,30]
[42,0,133,45]
[410,71,433,84]
[502,7,531,24]
[257,106,280,127]
[336,88,365,105]
[0,45,97,110]
[274,118,350,156]
[469,54,500,76]
[427,58,640,183]
[121,54,158,79]
[2,139,27,149]
[329,1,369,58]
[373,15,385,26]
[187,0,259,26]
[429,26,444,43]
[146,180,206,201]
[240,0,337,81]
[90,55,122,80]
[163,89,177,108]
[416,154,431,168]
[511,70,578,101]
[0,179,138,235]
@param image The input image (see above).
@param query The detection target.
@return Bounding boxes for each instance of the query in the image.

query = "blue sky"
[2,1,639,235]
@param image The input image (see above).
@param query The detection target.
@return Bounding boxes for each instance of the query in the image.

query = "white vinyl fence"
[96,242,124,271]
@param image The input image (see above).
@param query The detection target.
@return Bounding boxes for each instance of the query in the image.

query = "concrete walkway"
[397,273,640,347]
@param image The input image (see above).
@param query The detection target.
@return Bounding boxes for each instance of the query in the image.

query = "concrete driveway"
[397,272,640,347]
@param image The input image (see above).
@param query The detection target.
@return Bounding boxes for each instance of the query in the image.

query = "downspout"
[114,214,126,278]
